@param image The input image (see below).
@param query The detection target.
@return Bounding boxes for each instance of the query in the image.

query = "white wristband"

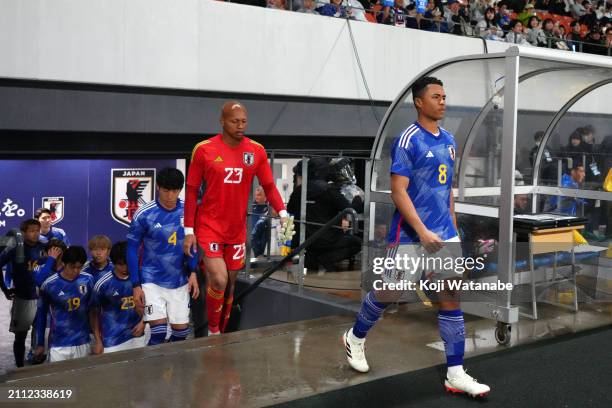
[184,227,194,236]
[279,210,288,218]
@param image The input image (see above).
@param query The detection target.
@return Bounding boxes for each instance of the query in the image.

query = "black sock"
[13,331,28,367]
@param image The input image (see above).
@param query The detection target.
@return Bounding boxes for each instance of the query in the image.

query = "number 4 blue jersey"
[127,199,197,289]
[388,122,458,244]
[93,271,142,348]
[36,272,94,348]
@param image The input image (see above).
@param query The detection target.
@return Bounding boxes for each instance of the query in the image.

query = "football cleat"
[342,328,369,373]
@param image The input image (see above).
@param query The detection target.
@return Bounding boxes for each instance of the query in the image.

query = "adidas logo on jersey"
[113,290,119,296]
[214,156,223,162]
[426,151,434,158]
[58,290,65,296]
[154,223,162,229]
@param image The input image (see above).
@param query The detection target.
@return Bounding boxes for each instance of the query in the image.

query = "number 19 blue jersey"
[388,122,458,244]
[37,272,94,348]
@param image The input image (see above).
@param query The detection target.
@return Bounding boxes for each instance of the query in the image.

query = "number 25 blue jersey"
[388,122,458,244]
[93,271,142,348]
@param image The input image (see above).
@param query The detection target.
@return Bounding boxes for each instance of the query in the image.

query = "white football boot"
[445,369,490,398]
[342,328,370,373]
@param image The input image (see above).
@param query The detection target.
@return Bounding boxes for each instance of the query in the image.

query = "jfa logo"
[42,197,65,224]
[111,169,156,227]
[243,152,255,166]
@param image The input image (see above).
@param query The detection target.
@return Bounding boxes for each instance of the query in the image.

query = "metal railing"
[244,152,371,292]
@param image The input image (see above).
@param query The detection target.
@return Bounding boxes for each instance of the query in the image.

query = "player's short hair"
[45,238,68,253]
[157,167,184,190]
[34,208,51,219]
[88,235,112,251]
[61,246,87,266]
[20,219,41,232]
[109,241,128,265]
[412,77,444,103]
[570,164,585,171]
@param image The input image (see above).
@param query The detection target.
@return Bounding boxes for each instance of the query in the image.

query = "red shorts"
[198,239,246,271]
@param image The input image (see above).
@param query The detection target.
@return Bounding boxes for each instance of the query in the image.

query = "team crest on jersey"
[209,243,219,252]
[41,197,64,224]
[448,146,456,161]
[243,152,255,166]
[145,305,153,315]
[111,168,156,227]
[79,284,87,295]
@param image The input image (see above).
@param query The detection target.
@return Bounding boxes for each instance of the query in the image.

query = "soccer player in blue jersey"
[33,239,68,288]
[92,241,145,354]
[342,77,490,397]
[0,219,45,367]
[83,235,114,281]
[35,208,70,246]
[128,168,200,346]
[34,246,95,362]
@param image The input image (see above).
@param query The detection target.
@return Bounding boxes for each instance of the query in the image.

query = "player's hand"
[133,286,145,310]
[2,288,15,301]
[48,247,62,259]
[132,320,145,337]
[418,229,444,254]
[183,234,197,257]
[92,340,104,355]
[188,272,200,299]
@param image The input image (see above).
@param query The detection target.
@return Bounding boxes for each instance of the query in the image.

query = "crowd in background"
[234,0,612,55]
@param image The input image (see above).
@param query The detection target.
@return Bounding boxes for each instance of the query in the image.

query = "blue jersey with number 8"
[388,122,458,244]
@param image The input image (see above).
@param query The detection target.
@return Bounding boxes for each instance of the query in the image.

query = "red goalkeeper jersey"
[185,134,285,243]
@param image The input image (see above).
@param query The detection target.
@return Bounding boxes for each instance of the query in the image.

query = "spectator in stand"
[418,0,437,31]
[468,0,487,23]
[317,0,348,17]
[564,128,588,169]
[446,0,473,36]
[606,26,612,50]
[583,26,607,53]
[346,0,368,22]
[267,0,287,10]
[429,7,450,32]
[542,18,570,48]
[297,0,320,14]
[379,0,408,26]
[547,165,587,215]
[478,7,502,38]
[406,3,421,28]
[496,2,512,29]
[580,0,599,26]
[518,3,537,25]
[571,0,588,19]
[506,19,531,44]
[251,186,276,258]
[548,0,568,15]
[526,15,547,45]
[566,20,584,50]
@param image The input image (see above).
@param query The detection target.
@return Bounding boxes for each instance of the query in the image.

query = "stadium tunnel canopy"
[366,46,612,325]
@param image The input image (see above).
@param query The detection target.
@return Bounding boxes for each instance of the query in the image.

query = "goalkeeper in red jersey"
[183,101,290,335]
